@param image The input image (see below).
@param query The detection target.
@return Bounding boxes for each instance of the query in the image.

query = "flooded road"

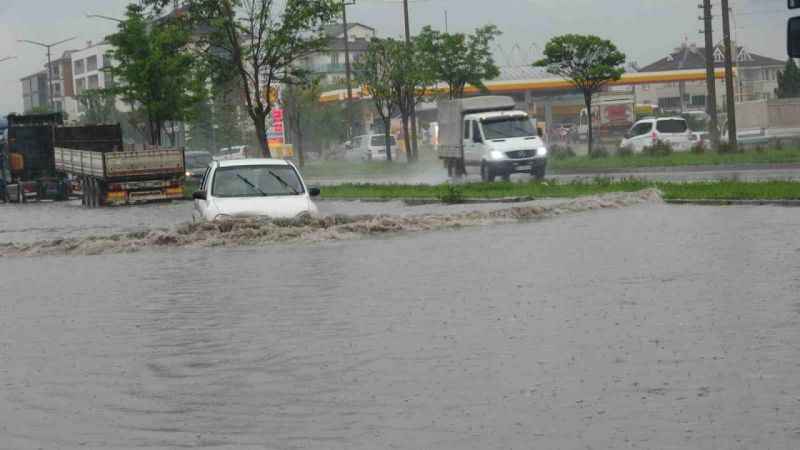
[2,202,800,449]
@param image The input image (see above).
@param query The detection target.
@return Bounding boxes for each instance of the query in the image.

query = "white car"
[620,117,698,152]
[192,159,320,222]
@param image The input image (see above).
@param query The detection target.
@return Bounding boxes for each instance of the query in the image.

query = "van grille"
[506,150,535,159]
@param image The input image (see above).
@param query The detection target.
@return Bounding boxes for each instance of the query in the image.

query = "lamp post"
[18,37,77,110]
[341,0,356,138]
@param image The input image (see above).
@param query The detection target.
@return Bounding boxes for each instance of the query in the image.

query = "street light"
[0,56,17,63]
[341,0,356,138]
[85,13,123,23]
[18,37,77,110]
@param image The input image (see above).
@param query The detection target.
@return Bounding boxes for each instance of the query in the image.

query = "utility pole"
[444,10,448,33]
[700,0,720,149]
[721,0,737,149]
[402,0,419,161]
[18,37,77,111]
[341,0,356,138]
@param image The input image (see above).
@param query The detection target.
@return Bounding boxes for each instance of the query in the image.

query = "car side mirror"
[624,132,632,139]
[192,190,207,200]
[308,186,321,197]
[789,17,800,58]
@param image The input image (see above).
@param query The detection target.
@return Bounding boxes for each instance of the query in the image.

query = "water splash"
[0,190,662,257]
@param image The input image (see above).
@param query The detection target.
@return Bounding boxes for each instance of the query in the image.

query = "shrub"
[642,140,673,157]
[717,142,740,154]
[616,145,635,157]
[550,145,576,160]
[590,145,610,159]
[437,184,464,204]
[690,142,706,154]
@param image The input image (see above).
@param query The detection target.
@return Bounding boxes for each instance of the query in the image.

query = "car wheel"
[531,166,546,181]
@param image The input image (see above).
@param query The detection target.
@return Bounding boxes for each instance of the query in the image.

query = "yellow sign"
[270,144,294,158]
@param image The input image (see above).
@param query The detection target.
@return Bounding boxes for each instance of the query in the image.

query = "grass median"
[549,147,800,172]
[320,179,800,202]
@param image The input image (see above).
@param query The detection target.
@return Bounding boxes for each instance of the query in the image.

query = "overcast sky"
[0,0,793,114]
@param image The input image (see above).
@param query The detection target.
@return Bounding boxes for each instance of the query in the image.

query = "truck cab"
[437,96,548,181]
[463,111,548,181]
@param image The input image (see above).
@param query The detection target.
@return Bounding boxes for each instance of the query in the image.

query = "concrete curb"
[666,199,800,207]
[551,163,800,176]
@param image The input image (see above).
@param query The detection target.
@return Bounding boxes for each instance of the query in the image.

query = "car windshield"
[371,135,396,146]
[481,117,537,140]
[186,153,213,169]
[212,165,304,198]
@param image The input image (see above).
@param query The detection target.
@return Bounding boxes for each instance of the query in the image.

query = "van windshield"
[212,165,304,197]
[481,117,537,140]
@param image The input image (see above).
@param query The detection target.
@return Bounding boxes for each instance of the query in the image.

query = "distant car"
[215,145,260,161]
[192,158,320,222]
[185,150,214,180]
[351,134,399,161]
[620,117,698,152]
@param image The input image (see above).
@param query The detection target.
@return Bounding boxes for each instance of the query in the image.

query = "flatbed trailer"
[54,146,186,207]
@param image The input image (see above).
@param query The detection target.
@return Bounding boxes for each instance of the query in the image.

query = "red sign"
[268,108,285,145]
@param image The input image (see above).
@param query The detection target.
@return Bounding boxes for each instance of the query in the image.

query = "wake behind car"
[192,158,320,222]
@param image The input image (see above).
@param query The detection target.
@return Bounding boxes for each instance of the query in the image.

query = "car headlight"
[537,146,548,157]
[490,150,506,160]
[214,214,233,221]
[185,171,192,177]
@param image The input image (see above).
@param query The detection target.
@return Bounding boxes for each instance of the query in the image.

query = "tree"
[416,25,502,99]
[76,89,118,125]
[283,81,323,167]
[392,39,436,161]
[107,4,207,146]
[354,38,401,161]
[143,0,341,158]
[535,34,625,156]
[776,59,800,99]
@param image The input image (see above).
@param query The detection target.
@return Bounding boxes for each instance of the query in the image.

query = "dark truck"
[2,112,185,207]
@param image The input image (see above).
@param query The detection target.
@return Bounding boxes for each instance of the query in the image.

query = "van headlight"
[537,146,548,157]
[490,150,506,160]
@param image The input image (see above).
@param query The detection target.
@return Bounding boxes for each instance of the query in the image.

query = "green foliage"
[283,80,347,165]
[354,38,402,161]
[107,4,207,145]
[616,145,635,157]
[590,145,610,158]
[437,184,465,204]
[416,25,501,99]
[76,89,119,125]
[642,140,674,157]
[141,0,341,157]
[534,34,625,156]
[549,144,577,160]
[776,59,800,99]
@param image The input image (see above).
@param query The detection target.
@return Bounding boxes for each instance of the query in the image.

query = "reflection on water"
[1,204,799,449]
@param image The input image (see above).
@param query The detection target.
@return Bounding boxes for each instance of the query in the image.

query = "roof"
[640,43,785,72]
[466,111,529,121]
[216,158,291,168]
[322,23,375,38]
[493,66,552,82]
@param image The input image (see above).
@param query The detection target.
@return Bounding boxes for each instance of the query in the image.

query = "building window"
[88,75,99,89]
[54,82,62,97]
[691,95,706,107]
[51,64,60,78]
[103,54,113,68]
[75,78,86,95]
[658,97,682,109]
[87,56,98,72]
[54,101,63,112]
[74,59,85,75]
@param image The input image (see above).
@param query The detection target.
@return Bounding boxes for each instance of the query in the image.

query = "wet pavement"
[1,200,799,449]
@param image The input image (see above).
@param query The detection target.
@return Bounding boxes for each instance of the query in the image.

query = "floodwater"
[1,199,800,449]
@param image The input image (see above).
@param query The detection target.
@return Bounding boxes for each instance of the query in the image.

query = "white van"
[350,134,399,161]
[620,117,698,152]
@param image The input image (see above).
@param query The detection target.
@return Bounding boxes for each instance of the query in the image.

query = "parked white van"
[620,117,698,152]
[350,134,399,161]
[215,145,260,161]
